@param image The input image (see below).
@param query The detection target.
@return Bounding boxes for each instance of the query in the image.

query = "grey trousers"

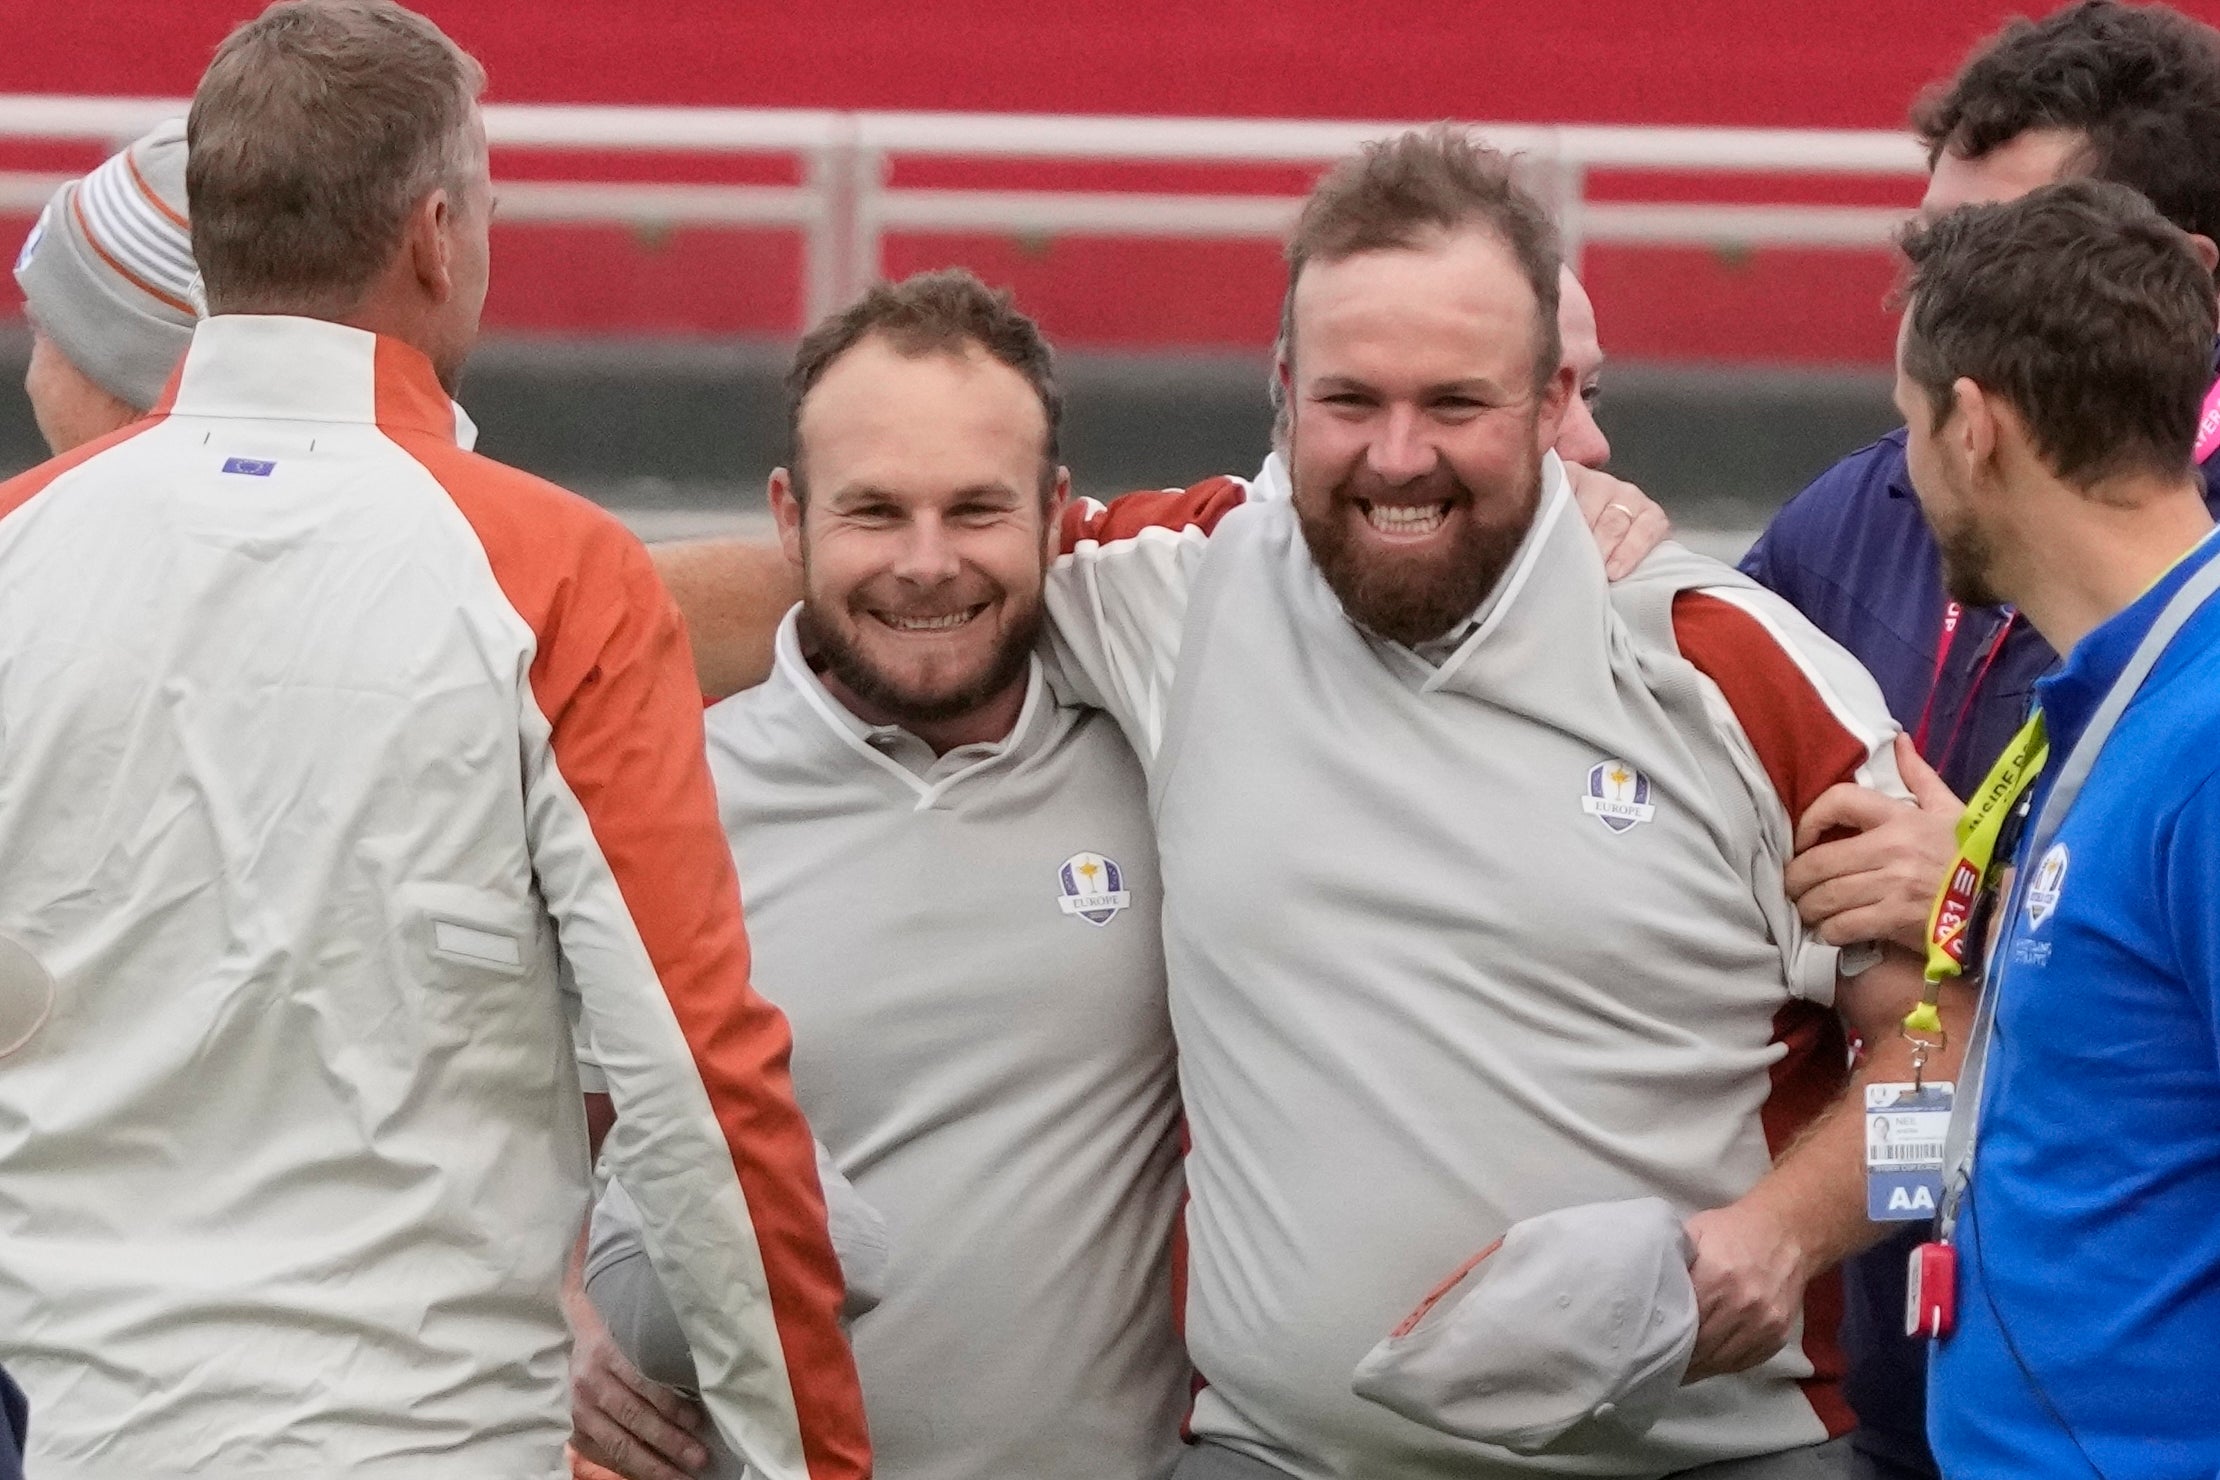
[1169,1436,1858,1480]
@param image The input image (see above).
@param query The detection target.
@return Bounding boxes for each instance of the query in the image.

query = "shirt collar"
[1879,426,1916,502]
[2034,527,2220,755]
[771,607,1055,791]
[1402,451,1573,671]
[164,314,459,442]
[1260,445,1566,669]
[1253,448,1293,501]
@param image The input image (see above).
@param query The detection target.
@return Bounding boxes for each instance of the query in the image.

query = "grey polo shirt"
[588,610,1188,1480]
[1042,458,1909,1477]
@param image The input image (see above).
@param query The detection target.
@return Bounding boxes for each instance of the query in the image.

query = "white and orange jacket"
[0,316,869,1480]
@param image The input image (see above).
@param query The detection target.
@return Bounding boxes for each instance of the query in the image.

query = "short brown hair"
[1914,1,2220,244]
[188,0,485,316]
[1899,177,2217,490]
[1280,125,1562,392]
[785,268,1062,499]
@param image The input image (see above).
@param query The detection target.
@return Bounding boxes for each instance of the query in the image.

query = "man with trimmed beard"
[658,270,1659,702]
[1041,126,1963,1479]
[571,269,1188,1480]
[1243,264,1640,581]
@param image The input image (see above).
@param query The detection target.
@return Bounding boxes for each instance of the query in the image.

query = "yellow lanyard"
[1902,713,2049,1039]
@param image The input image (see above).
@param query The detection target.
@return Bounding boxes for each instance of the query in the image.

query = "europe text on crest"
[1057,852,1131,926]
[1582,759,1657,834]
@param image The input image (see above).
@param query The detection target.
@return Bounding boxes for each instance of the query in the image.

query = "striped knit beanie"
[13,119,197,411]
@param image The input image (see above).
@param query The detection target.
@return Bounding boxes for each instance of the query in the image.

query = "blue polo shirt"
[1740,430,2220,1479]
[1929,528,2220,1478]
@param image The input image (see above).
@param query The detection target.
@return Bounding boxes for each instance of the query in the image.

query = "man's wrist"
[1728,1183,1823,1285]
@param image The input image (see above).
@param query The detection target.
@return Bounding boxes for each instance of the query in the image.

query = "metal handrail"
[0,95,1929,323]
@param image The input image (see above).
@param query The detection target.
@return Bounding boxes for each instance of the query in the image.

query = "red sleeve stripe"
[1684,585,1869,1441]
[1764,1001,1857,1438]
[1057,475,1250,555]
[1670,589,1879,823]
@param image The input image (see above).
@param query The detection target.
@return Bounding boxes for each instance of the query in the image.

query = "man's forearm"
[1743,962,1973,1280]
[647,539,801,701]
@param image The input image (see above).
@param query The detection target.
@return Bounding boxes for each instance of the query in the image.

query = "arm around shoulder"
[648,538,801,701]
[1041,476,1250,754]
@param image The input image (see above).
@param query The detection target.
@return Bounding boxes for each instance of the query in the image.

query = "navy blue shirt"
[1741,429,2058,801]
[1740,427,2220,1478]
[1,1366,24,1480]
[1931,531,2220,1478]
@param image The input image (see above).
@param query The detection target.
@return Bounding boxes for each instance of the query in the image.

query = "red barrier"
[9,0,2219,361]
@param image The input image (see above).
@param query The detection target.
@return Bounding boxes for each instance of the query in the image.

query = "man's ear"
[1270,338,1297,453]
[404,189,456,303]
[2189,232,2219,274]
[1042,465,1072,560]
[1951,377,2002,478]
[1535,359,1576,450]
[769,467,806,569]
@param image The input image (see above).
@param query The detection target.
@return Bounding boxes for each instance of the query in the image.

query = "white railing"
[0,95,1929,323]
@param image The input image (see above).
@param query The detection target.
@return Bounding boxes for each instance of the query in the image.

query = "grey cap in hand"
[1352,1197,1699,1455]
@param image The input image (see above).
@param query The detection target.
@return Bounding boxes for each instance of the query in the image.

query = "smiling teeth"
[1365,503,1449,536]
[884,611,973,631]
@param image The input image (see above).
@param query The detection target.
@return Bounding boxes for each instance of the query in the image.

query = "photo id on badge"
[1865,1080,1954,1220]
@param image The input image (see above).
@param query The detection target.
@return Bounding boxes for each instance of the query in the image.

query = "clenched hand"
[1683,1200,1811,1383]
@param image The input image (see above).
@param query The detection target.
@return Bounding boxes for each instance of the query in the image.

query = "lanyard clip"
[1900,999,1947,1091]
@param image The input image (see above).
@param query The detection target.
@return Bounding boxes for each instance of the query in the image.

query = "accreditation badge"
[1865,1080,1954,1221]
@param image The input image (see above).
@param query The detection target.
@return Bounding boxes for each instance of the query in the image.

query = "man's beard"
[797,576,1045,725]
[1294,455,1543,647]
[1934,505,2006,610]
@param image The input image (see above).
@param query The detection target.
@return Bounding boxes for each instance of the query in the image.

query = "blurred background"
[9,0,2220,552]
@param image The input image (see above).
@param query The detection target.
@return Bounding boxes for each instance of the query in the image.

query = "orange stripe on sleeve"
[377,342,867,1477]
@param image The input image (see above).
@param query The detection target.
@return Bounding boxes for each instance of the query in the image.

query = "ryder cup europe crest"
[1057,852,1131,926]
[1582,759,1657,833]
[2024,842,2069,928]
